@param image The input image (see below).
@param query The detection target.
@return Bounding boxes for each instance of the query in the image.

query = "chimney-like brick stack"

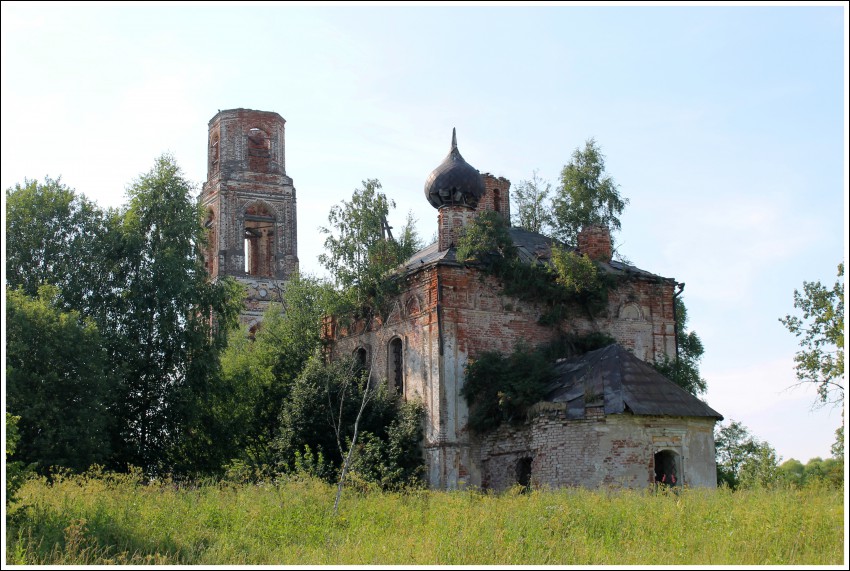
[577,225,612,262]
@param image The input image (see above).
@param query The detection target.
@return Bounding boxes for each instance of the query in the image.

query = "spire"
[451,127,457,151]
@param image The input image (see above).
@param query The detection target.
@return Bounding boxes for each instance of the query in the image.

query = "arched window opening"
[654,450,682,487]
[516,457,533,492]
[204,209,217,276]
[247,127,271,172]
[388,338,404,395]
[493,187,501,214]
[244,203,275,277]
[354,347,368,371]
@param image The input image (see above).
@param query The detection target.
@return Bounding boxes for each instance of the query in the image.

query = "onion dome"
[424,128,485,209]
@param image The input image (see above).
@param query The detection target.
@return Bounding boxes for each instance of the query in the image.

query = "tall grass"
[5,471,844,565]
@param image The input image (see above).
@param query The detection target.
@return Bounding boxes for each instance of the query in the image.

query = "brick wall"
[479,173,511,222]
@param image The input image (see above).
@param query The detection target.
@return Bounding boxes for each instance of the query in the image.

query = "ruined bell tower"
[199,108,299,329]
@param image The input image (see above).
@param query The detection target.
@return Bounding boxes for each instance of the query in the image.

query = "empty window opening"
[654,450,681,486]
[354,347,368,371]
[493,187,501,213]
[388,338,404,395]
[516,457,533,491]
[244,203,275,276]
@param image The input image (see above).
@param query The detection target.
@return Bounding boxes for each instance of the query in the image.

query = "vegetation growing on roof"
[455,211,616,325]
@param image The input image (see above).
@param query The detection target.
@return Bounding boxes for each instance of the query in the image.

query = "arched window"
[654,449,682,486]
[388,338,404,395]
[244,203,275,276]
[354,347,368,371]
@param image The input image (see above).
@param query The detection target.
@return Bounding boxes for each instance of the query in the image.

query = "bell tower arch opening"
[243,202,276,277]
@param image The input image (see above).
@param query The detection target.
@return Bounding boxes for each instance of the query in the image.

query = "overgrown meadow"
[5,471,844,566]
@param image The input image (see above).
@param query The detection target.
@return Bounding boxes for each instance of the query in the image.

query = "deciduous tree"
[551,138,628,246]
[6,286,112,473]
[4,177,114,316]
[779,263,844,406]
[511,169,553,235]
[107,154,242,473]
[319,179,421,322]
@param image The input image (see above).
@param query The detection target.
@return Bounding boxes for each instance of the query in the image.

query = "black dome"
[424,129,485,209]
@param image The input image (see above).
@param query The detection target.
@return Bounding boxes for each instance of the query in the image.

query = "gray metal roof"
[545,344,723,420]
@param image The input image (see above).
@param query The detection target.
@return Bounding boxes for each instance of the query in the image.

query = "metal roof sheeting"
[545,344,723,420]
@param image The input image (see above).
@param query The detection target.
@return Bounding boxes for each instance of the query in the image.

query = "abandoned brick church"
[200,108,723,491]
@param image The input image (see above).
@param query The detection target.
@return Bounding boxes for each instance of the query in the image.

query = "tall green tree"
[6,286,112,473]
[107,154,242,473]
[5,177,114,315]
[654,296,707,396]
[779,263,844,406]
[511,169,553,235]
[319,179,421,319]
[551,138,628,246]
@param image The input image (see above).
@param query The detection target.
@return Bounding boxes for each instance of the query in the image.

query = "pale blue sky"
[2,2,847,464]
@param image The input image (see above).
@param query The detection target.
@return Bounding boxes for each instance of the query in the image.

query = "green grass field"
[5,471,845,565]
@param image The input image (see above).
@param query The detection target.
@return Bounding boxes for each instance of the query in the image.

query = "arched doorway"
[654,449,682,486]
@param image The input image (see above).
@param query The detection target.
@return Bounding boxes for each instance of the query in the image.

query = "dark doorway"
[654,450,681,486]
[516,457,533,490]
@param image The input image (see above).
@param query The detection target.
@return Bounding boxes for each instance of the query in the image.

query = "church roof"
[543,344,723,420]
[399,226,672,282]
[424,129,486,209]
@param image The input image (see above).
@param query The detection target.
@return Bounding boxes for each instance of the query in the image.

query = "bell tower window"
[244,203,275,277]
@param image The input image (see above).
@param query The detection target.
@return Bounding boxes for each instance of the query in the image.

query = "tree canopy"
[511,169,553,235]
[551,138,628,246]
[779,263,844,407]
[6,286,112,473]
[319,178,421,322]
[4,155,243,476]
